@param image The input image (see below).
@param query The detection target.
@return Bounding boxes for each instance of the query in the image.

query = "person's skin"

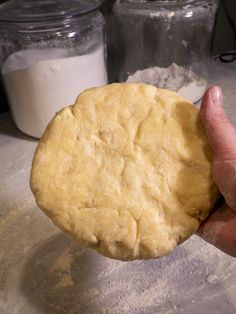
[198,86,236,257]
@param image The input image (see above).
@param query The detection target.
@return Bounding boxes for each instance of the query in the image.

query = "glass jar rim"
[116,0,218,7]
[114,0,219,16]
[0,0,102,24]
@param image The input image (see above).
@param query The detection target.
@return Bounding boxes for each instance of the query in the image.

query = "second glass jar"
[112,0,219,103]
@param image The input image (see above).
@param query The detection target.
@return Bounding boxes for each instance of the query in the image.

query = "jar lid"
[0,0,102,23]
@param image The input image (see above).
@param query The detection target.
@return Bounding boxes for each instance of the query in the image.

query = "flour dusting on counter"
[17,233,235,314]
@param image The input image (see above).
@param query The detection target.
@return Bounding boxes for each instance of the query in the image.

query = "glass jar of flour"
[112,0,218,103]
[0,0,107,138]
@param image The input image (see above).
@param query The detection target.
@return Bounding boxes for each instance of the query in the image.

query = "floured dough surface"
[30,83,219,260]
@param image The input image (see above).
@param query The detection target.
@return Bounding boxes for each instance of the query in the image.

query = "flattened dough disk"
[30,83,219,260]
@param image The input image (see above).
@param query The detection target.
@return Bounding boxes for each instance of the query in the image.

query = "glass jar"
[112,0,219,103]
[0,0,107,138]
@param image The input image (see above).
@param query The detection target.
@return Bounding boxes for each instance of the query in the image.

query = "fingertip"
[199,86,236,160]
[200,86,223,126]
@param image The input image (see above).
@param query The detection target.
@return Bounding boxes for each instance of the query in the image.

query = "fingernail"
[210,86,223,105]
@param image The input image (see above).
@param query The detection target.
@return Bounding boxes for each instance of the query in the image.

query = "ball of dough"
[30,83,219,260]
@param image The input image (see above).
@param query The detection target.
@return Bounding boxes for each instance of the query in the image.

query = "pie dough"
[30,83,219,260]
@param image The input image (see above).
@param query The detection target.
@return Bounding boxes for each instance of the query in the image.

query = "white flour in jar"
[2,45,107,138]
[126,63,207,103]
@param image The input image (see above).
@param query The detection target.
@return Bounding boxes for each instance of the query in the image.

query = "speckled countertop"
[0,60,236,314]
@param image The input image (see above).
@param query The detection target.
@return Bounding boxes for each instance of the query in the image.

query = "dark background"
[0,0,235,113]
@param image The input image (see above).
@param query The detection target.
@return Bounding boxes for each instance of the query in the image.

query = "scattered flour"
[18,233,236,314]
[126,63,207,103]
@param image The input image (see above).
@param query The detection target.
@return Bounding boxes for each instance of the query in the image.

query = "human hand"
[198,86,236,257]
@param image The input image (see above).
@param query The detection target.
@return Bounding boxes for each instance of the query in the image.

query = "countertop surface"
[0,60,236,314]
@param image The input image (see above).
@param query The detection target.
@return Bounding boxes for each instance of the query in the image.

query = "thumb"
[200,86,236,210]
[200,86,236,161]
